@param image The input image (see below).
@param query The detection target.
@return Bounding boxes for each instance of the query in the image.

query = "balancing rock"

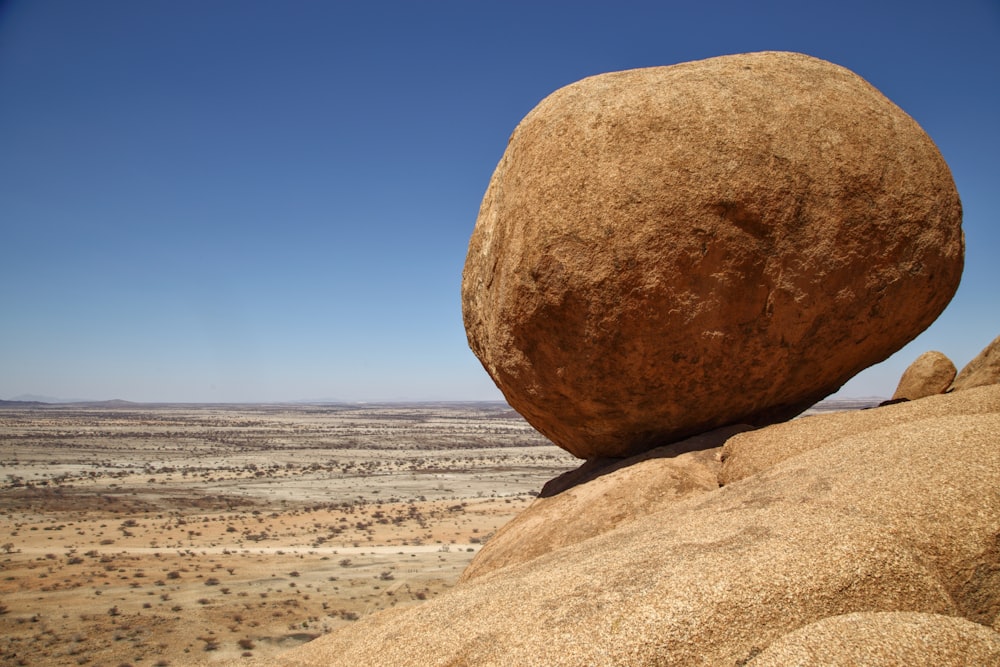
[462,51,964,458]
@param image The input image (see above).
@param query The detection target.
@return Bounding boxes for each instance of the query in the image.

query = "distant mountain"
[0,399,49,407]
[6,395,142,407]
[9,393,92,403]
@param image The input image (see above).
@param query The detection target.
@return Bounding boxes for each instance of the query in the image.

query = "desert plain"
[0,398,872,666]
[0,401,581,666]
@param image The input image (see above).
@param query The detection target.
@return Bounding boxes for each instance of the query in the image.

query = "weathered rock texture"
[720,384,1000,485]
[460,425,749,582]
[462,51,964,459]
[748,612,1000,666]
[891,350,956,400]
[268,385,1000,666]
[952,333,1000,391]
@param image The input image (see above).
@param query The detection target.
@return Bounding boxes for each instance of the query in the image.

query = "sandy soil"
[0,402,577,666]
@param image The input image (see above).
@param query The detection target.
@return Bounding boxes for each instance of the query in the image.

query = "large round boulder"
[462,51,964,458]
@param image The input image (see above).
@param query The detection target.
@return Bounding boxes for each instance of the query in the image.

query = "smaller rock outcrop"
[891,350,956,400]
[952,333,1000,391]
[748,612,1000,666]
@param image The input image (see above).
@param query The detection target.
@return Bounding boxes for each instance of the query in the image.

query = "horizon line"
[2,395,888,407]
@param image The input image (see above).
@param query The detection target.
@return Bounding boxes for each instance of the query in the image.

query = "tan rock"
[720,383,1000,485]
[748,612,1000,666]
[462,51,964,459]
[460,425,749,582]
[952,333,1000,391]
[271,402,1000,666]
[891,350,956,400]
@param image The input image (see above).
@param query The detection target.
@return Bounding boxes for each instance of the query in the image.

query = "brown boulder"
[748,612,1000,666]
[720,383,1000,485]
[891,350,956,400]
[462,51,964,459]
[460,425,749,582]
[952,333,1000,391]
[269,401,1000,666]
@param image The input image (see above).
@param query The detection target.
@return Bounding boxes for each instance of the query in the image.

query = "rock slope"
[267,384,1000,666]
[460,425,749,582]
[719,384,999,484]
[748,612,1000,666]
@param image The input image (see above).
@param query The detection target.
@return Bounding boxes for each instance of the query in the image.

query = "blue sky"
[1,1,998,402]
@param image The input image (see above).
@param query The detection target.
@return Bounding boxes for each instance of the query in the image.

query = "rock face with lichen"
[461,51,964,459]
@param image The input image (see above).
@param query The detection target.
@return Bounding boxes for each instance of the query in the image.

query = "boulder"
[952,333,1000,391]
[748,612,1000,666]
[462,51,964,459]
[891,350,956,400]
[269,397,1000,666]
[720,384,1000,485]
[460,425,749,582]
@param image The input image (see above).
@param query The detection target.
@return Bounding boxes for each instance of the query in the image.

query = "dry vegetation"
[0,402,577,665]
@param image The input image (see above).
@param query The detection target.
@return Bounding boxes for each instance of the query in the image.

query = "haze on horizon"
[1,1,998,404]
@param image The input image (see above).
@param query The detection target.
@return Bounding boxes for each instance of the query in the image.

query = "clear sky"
[1,1,998,403]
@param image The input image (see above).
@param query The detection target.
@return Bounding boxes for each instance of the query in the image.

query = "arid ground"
[0,402,578,666]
